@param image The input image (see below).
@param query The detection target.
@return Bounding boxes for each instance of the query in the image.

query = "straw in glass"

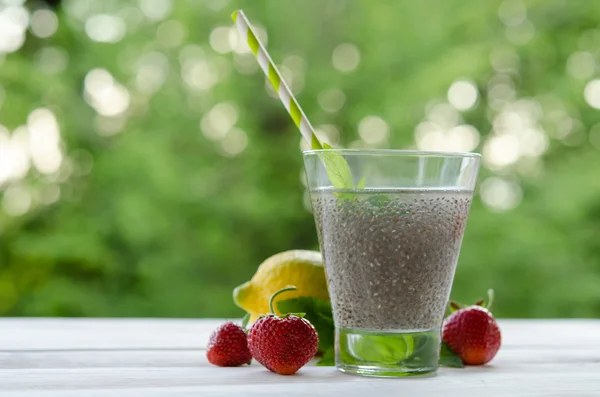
[231,10,322,149]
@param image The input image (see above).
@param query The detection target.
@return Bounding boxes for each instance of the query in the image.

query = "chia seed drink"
[303,149,480,377]
[311,187,473,376]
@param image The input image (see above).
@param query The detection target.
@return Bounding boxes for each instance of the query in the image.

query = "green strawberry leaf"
[448,301,465,314]
[439,342,464,368]
[277,297,335,355]
[316,347,335,366]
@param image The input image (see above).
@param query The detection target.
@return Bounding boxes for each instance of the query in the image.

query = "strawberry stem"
[268,285,297,315]
[486,289,494,311]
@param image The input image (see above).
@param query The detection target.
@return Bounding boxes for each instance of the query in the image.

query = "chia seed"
[311,188,473,331]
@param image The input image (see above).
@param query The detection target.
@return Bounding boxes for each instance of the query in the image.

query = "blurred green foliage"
[0,0,599,318]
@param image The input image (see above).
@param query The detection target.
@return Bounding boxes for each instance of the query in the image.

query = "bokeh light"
[180,47,218,91]
[118,6,144,32]
[35,46,69,75]
[315,124,341,146]
[483,135,520,169]
[447,80,478,111]
[135,51,169,95]
[220,127,248,156]
[30,8,58,38]
[0,124,29,186]
[139,0,172,21]
[156,19,187,48]
[201,102,239,141]
[39,183,60,205]
[94,115,126,136]
[0,2,28,53]
[505,20,535,45]
[427,103,460,129]
[358,116,389,145]
[498,0,527,26]
[415,122,480,152]
[332,43,360,73]
[584,79,600,109]
[205,0,230,12]
[209,26,232,54]
[480,177,523,212]
[84,69,130,117]
[490,47,519,73]
[27,108,63,175]
[566,52,595,80]
[85,14,126,43]
[2,184,31,216]
[318,88,346,113]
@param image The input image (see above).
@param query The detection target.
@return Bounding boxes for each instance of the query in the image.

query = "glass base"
[336,327,440,378]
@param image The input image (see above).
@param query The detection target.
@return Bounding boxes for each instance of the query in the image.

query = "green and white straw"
[231,10,322,149]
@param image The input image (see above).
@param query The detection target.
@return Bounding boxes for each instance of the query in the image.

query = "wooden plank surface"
[1,319,599,396]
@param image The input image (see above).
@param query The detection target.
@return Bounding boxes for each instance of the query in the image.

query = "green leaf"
[277,297,334,354]
[342,333,415,364]
[316,347,335,366]
[241,313,250,329]
[448,301,465,314]
[312,142,356,194]
[439,342,464,368]
[286,312,306,318]
[356,177,366,190]
[319,153,353,191]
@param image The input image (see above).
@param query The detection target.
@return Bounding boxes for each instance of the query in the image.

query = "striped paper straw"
[232,10,323,149]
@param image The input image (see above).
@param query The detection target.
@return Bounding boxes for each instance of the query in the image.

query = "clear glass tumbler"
[303,149,480,377]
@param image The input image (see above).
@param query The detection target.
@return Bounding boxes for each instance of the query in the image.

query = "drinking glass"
[303,149,480,377]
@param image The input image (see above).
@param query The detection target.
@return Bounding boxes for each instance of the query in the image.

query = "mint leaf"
[356,177,366,190]
[319,142,354,190]
[316,347,335,366]
[341,333,414,365]
[439,342,464,368]
[277,297,334,354]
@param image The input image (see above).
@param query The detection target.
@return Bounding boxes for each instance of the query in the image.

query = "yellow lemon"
[233,250,329,323]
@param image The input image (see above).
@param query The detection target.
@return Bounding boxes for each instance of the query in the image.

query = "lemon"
[233,250,329,323]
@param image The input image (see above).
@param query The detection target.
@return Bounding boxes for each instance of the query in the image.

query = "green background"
[1,0,599,318]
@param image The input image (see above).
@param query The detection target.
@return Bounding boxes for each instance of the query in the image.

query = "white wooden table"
[1,319,599,396]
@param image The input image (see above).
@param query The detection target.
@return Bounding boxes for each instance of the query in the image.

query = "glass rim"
[302,149,481,159]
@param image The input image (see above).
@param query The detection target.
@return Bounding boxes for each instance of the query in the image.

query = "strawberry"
[442,289,501,365]
[248,286,319,375]
[207,322,252,367]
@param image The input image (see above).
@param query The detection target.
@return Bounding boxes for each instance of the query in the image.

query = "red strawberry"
[207,322,252,367]
[247,286,319,375]
[442,289,501,365]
